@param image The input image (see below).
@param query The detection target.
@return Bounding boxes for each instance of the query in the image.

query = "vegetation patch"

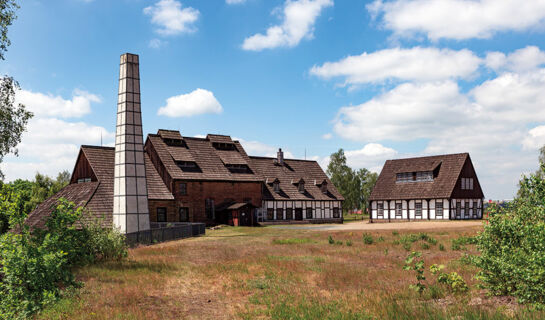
[272,238,316,245]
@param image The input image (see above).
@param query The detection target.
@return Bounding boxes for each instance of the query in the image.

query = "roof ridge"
[81,145,115,150]
[388,152,469,162]
[250,156,318,163]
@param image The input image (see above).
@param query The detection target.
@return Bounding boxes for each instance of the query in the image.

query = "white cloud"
[226,0,246,4]
[485,46,545,73]
[234,138,295,158]
[144,0,199,36]
[157,88,223,117]
[523,126,545,150]
[322,133,332,140]
[2,88,112,181]
[368,0,545,41]
[242,0,333,51]
[16,89,100,118]
[329,65,545,199]
[345,143,397,172]
[148,38,165,49]
[310,47,481,85]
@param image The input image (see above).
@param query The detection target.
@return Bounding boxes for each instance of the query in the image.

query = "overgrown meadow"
[38,225,543,320]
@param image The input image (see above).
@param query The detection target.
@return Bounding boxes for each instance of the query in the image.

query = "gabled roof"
[145,130,262,182]
[27,145,174,229]
[369,153,478,201]
[250,156,344,201]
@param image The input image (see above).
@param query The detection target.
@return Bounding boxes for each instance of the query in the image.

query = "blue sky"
[2,0,545,200]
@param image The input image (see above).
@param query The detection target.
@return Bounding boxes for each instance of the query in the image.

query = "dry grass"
[38,225,543,320]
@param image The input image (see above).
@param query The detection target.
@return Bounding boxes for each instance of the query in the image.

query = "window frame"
[415,201,422,217]
[456,201,461,218]
[266,208,274,220]
[436,200,443,218]
[179,182,187,195]
[205,198,215,220]
[395,202,402,217]
[276,208,284,220]
[305,207,313,219]
[157,207,167,222]
[285,208,293,220]
[377,203,384,218]
[333,207,340,218]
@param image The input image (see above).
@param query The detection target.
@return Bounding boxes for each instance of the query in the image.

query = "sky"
[1,0,545,200]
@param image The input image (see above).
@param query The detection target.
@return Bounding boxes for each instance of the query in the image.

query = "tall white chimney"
[113,53,150,234]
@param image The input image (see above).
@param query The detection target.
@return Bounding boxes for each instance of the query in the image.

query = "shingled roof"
[369,153,476,201]
[27,145,173,229]
[250,156,344,201]
[145,131,263,182]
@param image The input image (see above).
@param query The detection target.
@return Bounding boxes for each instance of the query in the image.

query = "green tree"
[355,168,378,213]
[0,1,33,179]
[327,149,378,213]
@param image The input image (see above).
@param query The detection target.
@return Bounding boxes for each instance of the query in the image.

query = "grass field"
[39,224,543,319]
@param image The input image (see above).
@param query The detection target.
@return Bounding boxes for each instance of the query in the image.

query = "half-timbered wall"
[370,199,450,220]
[449,198,483,219]
[260,200,342,221]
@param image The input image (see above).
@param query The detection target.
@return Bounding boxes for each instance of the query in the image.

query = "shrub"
[328,235,334,245]
[403,251,426,294]
[335,240,343,246]
[0,198,128,318]
[474,164,545,304]
[362,233,374,244]
[377,236,385,242]
[438,272,468,293]
[439,244,445,251]
[346,240,352,246]
[420,243,430,250]
[392,230,399,236]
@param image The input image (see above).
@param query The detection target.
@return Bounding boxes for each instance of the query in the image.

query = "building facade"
[369,153,484,221]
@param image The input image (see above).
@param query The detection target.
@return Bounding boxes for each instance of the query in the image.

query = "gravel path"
[270,220,484,231]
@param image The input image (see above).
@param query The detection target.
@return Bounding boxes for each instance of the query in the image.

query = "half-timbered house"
[369,153,484,221]
[250,149,344,223]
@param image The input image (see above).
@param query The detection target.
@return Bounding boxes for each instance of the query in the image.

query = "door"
[295,208,303,220]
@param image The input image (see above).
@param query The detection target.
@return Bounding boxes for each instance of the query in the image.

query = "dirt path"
[271,220,484,232]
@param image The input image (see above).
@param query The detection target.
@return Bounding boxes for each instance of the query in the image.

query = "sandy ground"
[271,220,484,231]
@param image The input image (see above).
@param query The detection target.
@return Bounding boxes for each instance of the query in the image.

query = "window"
[267,208,274,220]
[176,161,201,172]
[276,208,284,220]
[212,142,237,150]
[461,178,474,190]
[395,203,402,217]
[473,201,478,217]
[306,208,313,219]
[273,181,280,193]
[286,208,293,220]
[164,138,187,147]
[456,201,461,218]
[465,201,469,217]
[179,207,189,222]
[320,181,328,194]
[225,164,252,174]
[415,171,433,182]
[157,207,167,222]
[377,203,384,217]
[415,202,422,217]
[396,171,433,183]
[179,183,187,195]
[333,207,340,218]
[205,199,215,220]
[77,178,91,183]
[298,182,305,193]
[436,201,443,217]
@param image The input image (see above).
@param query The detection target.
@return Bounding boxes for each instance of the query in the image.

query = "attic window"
[213,142,237,151]
[298,181,305,193]
[164,138,187,147]
[176,161,201,172]
[273,180,280,193]
[77,178,91,183]
[226,164,252,174]
[396,171,433,183]
[320,181,328,194]
[461,178,474,190]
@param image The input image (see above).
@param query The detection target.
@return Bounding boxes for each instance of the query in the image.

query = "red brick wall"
[148,199,177,222]
[173,180,262,225]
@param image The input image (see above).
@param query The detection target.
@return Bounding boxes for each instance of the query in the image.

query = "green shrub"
[473,164,545,304]
[377,236,385,242]
[392,230,399,236]
[346,240,352,246]
[403,251,426,294]
[439,244,445,251]
[327,235,334,245]
[420,243,430,250]
[0,198,128,318]
[437,272,468,293]
[362,233,374,244]
[402,242,412,251]
[335,240,343,246]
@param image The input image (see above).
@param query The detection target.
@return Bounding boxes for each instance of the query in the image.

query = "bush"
[439,244,445,251]
[0,198,127,318]
[346,240,352,246]
[474,164,545,304]
[362,233,374,244]
[328,235,334,245]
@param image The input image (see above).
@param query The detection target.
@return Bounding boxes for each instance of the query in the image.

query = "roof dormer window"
[273,179,280,193]
[320,180,328,194]
[296,178,305,193]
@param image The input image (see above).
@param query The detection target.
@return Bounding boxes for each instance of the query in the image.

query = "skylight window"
[396,171,433,183]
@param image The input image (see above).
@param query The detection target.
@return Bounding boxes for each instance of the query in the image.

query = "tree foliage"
[0,198,127,319]
[326,149,377,212]
[474,162,545,304]
[0,0,18,61]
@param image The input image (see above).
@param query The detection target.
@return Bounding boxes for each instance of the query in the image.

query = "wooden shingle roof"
[146,132,263,182]
[250,156,344,201]
[369,153,472,201]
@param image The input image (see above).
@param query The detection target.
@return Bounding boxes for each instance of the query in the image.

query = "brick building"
[26,53,344,231]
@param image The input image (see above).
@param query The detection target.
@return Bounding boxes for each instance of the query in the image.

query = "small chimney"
[277,148,284,166]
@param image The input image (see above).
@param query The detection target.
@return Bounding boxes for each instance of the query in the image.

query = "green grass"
[272,238,316,245]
